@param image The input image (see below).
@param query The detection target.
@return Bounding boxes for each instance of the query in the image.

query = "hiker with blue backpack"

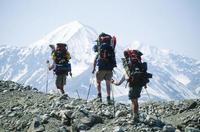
[112,49,152,122]
[48,43,72,95]
[92,33,117,105]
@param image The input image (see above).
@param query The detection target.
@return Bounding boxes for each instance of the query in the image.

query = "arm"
[92,55,98,74]
[66,51,72,76]
[113,75,126,86]
[47,60,55,71]
[48,63,54,71]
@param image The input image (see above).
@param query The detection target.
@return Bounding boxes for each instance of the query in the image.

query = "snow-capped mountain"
[0,21,199,102]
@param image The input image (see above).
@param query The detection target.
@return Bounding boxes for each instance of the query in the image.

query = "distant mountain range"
[0,21,199,102]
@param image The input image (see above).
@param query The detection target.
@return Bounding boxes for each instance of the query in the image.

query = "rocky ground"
[0,80,200,132]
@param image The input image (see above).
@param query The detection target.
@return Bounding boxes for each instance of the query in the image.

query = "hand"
[70,72,72,77]
[46,60,49,64]
[49,45,55,50]
[111,79,114,84]
[144,85,147,89]
[92,69,96,74]
[111,79,119,86]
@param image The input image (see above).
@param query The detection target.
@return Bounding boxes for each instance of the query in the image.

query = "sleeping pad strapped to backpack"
[122,49,152,87]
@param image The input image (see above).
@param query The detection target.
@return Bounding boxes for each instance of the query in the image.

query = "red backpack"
[123,49,143,62]
[98,33,117,49]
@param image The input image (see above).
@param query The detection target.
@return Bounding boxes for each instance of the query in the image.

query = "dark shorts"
[56,74,66,88]
[128,86,143,100]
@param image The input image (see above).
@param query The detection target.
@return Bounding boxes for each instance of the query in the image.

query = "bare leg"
[132,98,139,113]
[105,80,111,97]
[97,80,101,95]
[131,98,139,122]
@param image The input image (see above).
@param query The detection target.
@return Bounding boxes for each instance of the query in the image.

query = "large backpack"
[52,43,71,75]
[93,33,117,70]
[122,49,152,87]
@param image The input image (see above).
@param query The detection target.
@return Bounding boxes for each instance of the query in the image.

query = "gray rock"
[78,123,89,130]
[59,94,69,100]
[185,127,200,132]
[41,114,50,124]
[113,126,124,132]
[58,126,69,132]
[61,118,71,126]
[104,109,113,118]
[50,110,60,119]
[59,110,73,120]
[70,99,81,106]
[64,104,75,109]
[79,108,90,116]
[188,101,197,110]
[30,108,40,114]
[3,90,8,93]
[163,124,176,132]
[28,117,45,132]
[55,100,62,107]
[33,88,38,91]
[8,112,17,117]
[80,114,103,128]
[9,88,14,91]
[11,106,22,111]
[64,110,73,119]
[179,108,185,113]
[0,115,3,119]
[24,85,32,90]
[115,110,126,117]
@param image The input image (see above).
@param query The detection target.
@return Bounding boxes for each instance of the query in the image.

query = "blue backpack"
[53,49,71,75]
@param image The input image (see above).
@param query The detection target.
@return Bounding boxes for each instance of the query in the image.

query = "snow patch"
[161,49,170,55]
[129,41,142,49]
[195,87,200,94]
[175,74,191,85]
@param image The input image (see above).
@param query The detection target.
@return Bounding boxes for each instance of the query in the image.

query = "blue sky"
[0,0,199,60]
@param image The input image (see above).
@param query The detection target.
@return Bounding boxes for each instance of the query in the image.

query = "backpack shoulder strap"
[66,51,71,60]
[51,51,57,61]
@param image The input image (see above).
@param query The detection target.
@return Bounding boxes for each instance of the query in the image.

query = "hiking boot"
[107,96,112,105]
[96,93,102,102]
[59,94,69,100]
[129,113,139,124]
[133,113,139,123]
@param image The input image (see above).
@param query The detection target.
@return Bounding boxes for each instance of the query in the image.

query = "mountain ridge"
[0,21,199,101]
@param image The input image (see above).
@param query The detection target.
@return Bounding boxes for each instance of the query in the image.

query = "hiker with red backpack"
[112,49,152,122]
[92,32,117,105]
[48,43,72,95]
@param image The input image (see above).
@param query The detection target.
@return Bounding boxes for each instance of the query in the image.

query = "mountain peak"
[31,21,86,48]
[68,20,84,27]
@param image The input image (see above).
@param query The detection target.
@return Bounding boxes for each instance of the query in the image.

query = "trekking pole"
[46,60,50,93]
[86,74,94,102]
[145,88,152,103]
[111,83,115,118]
[145,88,160,119]
[76,89,80,99]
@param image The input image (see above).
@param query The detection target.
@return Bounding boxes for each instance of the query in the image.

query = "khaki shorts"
[96,70,113,81]
[56,74,66,87]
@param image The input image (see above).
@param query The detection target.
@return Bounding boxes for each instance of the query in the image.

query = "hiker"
[112,49,152,122]
[48,43,72,95]
[92,32,117,104]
